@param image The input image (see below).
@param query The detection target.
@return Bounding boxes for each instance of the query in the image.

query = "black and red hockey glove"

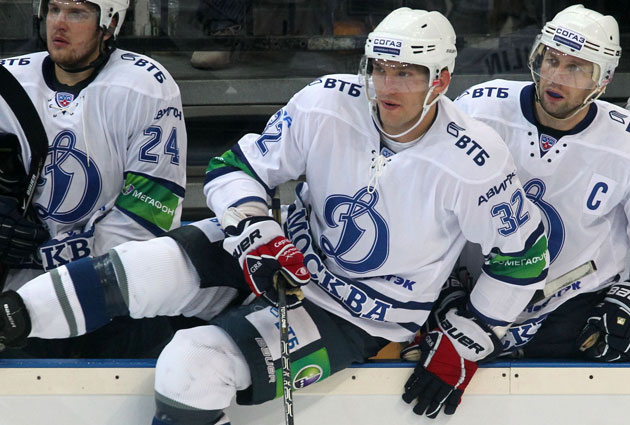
[223,216,310,308]
[401,289,503,418]
[402,330,478,418]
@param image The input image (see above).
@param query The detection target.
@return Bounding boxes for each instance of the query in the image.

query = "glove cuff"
[223,216,283,263]
[438,307,503,362]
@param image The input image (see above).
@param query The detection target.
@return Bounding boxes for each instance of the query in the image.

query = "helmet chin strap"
[372,82,442,140]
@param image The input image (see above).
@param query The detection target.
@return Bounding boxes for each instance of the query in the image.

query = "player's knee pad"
[152,398,228,425]
[154,325,251,411]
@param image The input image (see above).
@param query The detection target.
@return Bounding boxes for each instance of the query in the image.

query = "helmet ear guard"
[38,0,129,37]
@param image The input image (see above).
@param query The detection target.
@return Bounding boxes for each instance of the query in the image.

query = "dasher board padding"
[0,359,628,425]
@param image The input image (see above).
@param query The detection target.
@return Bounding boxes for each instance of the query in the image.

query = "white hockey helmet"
[38,0,129,37]
[529,4,621,90]
[364,8,457,82]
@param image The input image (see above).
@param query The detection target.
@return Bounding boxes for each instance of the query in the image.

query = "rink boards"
[0,359,627,425]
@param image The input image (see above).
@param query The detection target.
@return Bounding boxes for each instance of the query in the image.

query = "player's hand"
[577,282,630,362]
[0,195,48,266]
[223,216,310,308]
[402,330,478,418]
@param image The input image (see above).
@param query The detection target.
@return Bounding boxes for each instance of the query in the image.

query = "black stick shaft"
[272,196,294,425]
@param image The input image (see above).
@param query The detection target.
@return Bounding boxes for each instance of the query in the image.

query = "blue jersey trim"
[204,145,275,196]
[399,321,423,333]
[124,170,185,198]
[115,205,165,236]
[229,196,268,208]
[482,264,548,286]
[490,222,546,258]
[231,144,274,195]
[467,301,512,327]
[0,358,625,369]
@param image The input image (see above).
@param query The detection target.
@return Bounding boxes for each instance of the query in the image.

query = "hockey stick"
[0,65,48,288]
[271,195,295,425]
[527,260,597,306]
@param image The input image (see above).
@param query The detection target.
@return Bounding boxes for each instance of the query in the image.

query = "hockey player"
[0,0,186,357]
[455,5,630,361]
[0,7,548,422]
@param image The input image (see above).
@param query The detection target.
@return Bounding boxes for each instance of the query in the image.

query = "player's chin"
[542,104,572,120]
[380,117,405,133]
[50,55,87,70]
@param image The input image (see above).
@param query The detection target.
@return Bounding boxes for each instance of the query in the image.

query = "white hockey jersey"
[456,79,630,349]
[0,50,186,290]
[205,74,548,342]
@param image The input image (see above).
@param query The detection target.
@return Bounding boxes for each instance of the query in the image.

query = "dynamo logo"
[55,92,74,108]
[293,365,323,389]
[552,26,586,51]
[320,187,389,274]
[372,37,403,56]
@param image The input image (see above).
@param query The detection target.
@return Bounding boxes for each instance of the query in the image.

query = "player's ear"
[432,69,451,95]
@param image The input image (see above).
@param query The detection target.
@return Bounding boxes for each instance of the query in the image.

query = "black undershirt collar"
[41,52,111,96]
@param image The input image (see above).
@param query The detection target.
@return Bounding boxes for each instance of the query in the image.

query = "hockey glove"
[0,195,49,266]
[577,282,630,362]
[0,291,31,351]
[223,216,310,309]
[402,330,478,418]
[402,296,502,418]
[401,273,470,362]
[0,133,26,197]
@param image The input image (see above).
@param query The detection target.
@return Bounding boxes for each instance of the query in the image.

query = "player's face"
[536,48,597,119]
[45,0,102,70]
[371,60,431,135]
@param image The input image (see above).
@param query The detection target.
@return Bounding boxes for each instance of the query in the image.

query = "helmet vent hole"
[411,44,436,53]
[421,24,427,28]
